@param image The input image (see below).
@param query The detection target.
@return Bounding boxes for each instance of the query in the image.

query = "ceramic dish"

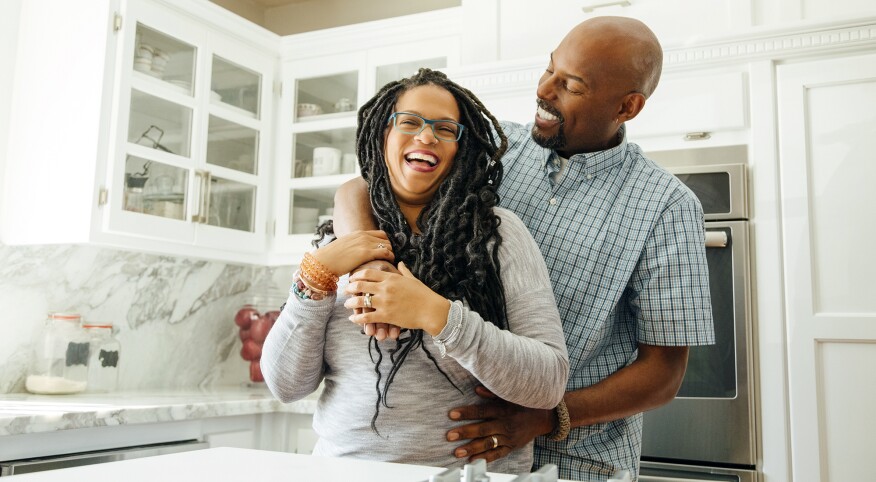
[297,103,323,117]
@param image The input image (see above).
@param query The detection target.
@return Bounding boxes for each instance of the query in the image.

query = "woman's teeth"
[405,152,437,166]
[537,105,559,121]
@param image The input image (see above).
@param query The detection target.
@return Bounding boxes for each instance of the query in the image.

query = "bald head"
[565,16,663,98]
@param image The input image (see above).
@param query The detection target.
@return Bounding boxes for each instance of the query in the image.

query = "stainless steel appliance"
[639,161,757,482]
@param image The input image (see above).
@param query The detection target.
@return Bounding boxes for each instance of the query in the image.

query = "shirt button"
[549,198,557,205]
[587,174,593,180]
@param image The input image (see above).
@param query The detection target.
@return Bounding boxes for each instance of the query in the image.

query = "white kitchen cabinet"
[776,51,876,482]
[270,25,460,261]
[2,0,277,264]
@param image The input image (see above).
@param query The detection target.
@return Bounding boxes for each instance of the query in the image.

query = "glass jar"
[235,291,287,384]
[25,313,90,395]
[83,322,121,393]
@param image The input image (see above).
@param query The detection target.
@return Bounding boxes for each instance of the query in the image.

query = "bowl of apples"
[235,295,285,383]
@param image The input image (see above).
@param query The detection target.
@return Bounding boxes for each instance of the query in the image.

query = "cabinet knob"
[581,0,631,13]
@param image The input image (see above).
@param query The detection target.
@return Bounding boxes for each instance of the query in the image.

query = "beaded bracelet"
[547,399,571,441]
[292,270,331,301]
[300,252,338,292]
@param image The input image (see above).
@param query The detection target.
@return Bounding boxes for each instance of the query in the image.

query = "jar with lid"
[26,313,91,395]
[235,291,287,384]
[83,322,121,392]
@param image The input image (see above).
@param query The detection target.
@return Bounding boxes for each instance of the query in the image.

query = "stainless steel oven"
[639,162,757,482]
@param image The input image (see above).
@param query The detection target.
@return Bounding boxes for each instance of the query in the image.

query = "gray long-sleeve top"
[261,207,569,474]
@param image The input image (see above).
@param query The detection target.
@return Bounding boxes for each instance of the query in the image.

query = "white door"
[777,52,876,481]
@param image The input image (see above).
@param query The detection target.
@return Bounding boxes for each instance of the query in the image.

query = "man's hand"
[445,386,554,463]
[350,259,401,341]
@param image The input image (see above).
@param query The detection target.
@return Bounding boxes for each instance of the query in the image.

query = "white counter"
[0,385,317,436]
[6,447,569,481]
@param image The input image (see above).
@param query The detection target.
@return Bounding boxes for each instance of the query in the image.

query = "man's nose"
[536,72,558,100]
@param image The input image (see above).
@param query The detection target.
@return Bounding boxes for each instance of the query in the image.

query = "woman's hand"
[344,262,450,336]
[310,230,394,277]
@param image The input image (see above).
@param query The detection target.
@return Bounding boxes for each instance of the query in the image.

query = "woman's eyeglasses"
[387,112,464,142]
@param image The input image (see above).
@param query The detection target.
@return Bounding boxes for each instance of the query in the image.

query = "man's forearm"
[563,344,689,428]
[333,177,378,236]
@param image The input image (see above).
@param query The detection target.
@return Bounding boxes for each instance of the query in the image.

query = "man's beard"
[531,123,566,150]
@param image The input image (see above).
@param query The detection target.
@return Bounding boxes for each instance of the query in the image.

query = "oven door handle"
[705,230,728,248]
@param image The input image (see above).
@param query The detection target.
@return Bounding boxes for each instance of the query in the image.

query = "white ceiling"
[211,0,460,35]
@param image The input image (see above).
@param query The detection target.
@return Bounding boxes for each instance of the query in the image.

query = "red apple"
[234,305,260,329]
[250,316,271,343]
[239,328,251,341]
[264,310,281,326]
[240,339,262,361]
[250,360,264,382]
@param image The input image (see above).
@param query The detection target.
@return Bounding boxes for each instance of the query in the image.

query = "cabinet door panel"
[777,52,876,482]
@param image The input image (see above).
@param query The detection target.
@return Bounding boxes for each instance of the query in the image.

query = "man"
[333,16,714,481]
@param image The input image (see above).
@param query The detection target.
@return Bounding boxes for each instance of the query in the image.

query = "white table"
[7,447,576,481]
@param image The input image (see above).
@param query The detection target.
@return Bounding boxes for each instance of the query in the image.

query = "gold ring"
[377,243,386,249]
[363,293,373,309]
[490,435,498,449]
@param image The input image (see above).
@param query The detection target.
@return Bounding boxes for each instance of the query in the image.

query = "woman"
[261,68,568,474]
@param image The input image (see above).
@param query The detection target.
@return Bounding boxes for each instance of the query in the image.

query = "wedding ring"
[490,435,498,449]
[377,243,386,249]
[363,293,373,309]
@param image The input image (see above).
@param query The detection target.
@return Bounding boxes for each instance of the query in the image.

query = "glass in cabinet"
[108,2,273,258]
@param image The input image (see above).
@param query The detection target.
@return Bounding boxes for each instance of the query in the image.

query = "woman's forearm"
[333,177,378,236]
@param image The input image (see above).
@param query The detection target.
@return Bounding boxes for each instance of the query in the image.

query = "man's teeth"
[405,153,437,166]
[537,105,559,121]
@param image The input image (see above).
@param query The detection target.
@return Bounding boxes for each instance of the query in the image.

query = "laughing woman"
[261,68,568,474]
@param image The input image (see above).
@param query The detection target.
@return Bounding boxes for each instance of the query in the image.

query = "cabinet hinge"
[274,81,282,96]
[98,187,108,206]
[269,220,276,236]
[112,13,123,33]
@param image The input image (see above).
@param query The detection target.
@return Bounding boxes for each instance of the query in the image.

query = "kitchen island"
[4,447,572,481]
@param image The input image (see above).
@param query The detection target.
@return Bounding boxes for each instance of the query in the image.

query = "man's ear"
[618,92,647,124]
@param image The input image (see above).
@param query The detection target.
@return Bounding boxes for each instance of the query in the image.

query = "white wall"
[0,0,23,226]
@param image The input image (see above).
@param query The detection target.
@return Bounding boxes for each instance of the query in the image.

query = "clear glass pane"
[211,55,261,118]
[134,23,196,89]
[375,57,446,92]
[295,71,358,120]
[290,188,335,235]
[128,90,192,157]
[293,127,356,178]
[207,177,256,232]
[206,115,259,174]
[124,156,187,221]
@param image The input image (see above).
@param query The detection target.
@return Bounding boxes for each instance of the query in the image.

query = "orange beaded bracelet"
[300,252,339,292]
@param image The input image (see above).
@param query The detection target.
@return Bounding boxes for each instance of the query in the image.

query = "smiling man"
[333,16,714,482]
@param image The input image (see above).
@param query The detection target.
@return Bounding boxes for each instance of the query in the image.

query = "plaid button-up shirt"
[496,122,715,481]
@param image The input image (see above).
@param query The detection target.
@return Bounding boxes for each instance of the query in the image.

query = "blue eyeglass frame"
[387,112,465,142]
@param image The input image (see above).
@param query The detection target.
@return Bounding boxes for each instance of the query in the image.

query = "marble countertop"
[0,385,317,437]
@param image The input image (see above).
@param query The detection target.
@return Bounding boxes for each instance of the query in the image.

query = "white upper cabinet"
[3,0,279,264]
[269,13,461,262]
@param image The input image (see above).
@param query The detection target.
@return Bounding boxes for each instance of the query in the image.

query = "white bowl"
[297,103,323,117]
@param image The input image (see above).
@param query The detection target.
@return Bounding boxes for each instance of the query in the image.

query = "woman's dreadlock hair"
[355,68,509,433]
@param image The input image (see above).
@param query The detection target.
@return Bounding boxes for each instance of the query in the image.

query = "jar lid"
[82,322,113,329]
[49,312,81,321]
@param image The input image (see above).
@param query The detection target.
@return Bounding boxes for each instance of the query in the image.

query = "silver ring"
[490,435,498,449]
[363,293,373,309]
[377,243,386,249]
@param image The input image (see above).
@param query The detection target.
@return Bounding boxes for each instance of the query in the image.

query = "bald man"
[333,17,714,481]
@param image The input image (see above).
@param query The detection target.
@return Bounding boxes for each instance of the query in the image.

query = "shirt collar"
[540,124,629,176]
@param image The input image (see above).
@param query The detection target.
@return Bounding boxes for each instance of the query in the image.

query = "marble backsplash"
[0,242,294,394]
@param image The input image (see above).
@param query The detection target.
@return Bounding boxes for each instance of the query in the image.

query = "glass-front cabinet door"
[275,43,456,257]
[108,2,273,255]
